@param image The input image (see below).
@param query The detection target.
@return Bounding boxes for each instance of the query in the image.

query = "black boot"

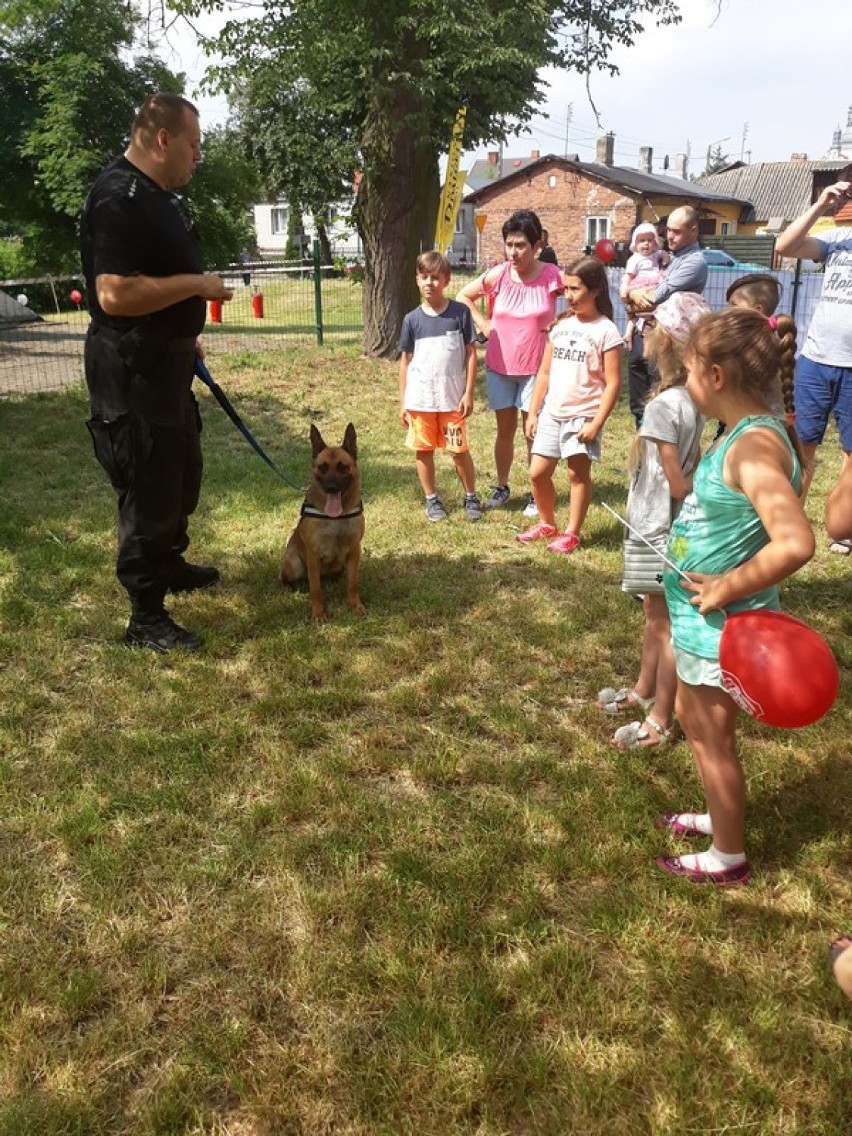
[168,559,221,593]
[124,612,203,653]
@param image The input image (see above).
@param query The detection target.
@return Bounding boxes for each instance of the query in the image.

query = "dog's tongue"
[324,492,343,518]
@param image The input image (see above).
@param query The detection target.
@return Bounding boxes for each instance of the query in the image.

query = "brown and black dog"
[280,423,365,620]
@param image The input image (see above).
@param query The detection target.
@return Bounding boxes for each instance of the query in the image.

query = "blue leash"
[194,358,305,492]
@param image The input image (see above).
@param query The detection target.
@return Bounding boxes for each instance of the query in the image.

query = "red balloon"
[70,289,82,304]
[719,610,839,729]
[595,238,615,264]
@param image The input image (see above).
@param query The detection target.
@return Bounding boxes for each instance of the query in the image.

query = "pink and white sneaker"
[516,522,557,543]
[547,530,581,555]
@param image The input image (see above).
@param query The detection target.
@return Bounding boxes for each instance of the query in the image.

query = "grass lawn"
[0,345,850,1135]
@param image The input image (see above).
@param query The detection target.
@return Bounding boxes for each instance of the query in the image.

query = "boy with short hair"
[399,251,483,521]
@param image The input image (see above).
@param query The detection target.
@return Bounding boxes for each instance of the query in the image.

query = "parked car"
[701,248,766,272]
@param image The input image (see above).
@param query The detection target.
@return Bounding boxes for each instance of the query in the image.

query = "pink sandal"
[655,855,751,886]
[654,813,707,837]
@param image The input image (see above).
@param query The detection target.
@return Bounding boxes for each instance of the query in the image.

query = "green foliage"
[0,0,183,268]
[284,204,304,262]
[231,76,358,236]
[182,126,261,270]
[177,0,683,355]
[196,0,681,163]
[0,0,255,273]
[701,143,733,178]
[0,237,29,277]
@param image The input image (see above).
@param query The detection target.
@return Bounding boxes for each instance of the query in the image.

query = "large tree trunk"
[358,109,440,359]
[315,220,333,267]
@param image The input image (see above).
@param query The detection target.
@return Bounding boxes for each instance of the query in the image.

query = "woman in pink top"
[457,210,566,511]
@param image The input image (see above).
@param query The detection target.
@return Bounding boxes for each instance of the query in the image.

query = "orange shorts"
[405,410,469,454]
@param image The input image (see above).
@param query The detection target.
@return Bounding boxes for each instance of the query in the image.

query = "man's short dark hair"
[132,93,199,146]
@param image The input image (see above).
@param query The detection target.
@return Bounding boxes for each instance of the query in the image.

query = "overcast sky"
[160,0,849,176]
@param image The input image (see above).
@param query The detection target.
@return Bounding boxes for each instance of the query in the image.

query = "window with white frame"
[270,206,288,235]
[586,216,609,245]
[454,210,464,234]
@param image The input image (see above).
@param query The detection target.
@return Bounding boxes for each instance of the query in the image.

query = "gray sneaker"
[464,493,483,521]
[425,497,448,522]
[484,485,510,509]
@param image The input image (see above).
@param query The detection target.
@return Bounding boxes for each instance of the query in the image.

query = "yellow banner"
[434,106,467,253]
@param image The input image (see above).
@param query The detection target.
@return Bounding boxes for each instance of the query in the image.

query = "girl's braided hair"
[686,307,802,466]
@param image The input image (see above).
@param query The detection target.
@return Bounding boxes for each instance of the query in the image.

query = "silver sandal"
[612,715,672,749]
[596,686,655,716]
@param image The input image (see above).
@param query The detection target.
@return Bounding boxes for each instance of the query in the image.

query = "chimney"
[672,152,688,180]
[530,149,540,161]
[595,133,615,166]
[487,150,499,165]
[789,152,809,161]
[638,146,653,174]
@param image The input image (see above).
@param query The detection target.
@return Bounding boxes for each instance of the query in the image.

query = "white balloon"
[16,293,28,307]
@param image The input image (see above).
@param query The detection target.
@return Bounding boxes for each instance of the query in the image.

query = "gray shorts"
[531,409,601,462]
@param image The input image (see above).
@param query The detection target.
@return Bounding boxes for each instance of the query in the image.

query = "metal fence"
[0,259,827,399]
[607,266,823,340]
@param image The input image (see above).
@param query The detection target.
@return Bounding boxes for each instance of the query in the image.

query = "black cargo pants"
[84,323,203,618]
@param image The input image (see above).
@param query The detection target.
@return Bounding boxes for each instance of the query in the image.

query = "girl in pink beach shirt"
[544,315,624,418]
[520,256,623,553]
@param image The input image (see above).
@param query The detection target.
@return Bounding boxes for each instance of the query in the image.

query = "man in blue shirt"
[627,206,708,426]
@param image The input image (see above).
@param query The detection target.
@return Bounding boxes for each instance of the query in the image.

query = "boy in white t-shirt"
[399,251,483,522]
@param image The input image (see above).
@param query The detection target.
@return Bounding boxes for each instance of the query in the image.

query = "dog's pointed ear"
[342,423,358,461]
[310,423,326,456]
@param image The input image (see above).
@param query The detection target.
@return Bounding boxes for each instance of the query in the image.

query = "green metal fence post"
[313,239,324,346]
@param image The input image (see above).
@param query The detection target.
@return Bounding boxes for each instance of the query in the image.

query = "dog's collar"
[300,500,364,521]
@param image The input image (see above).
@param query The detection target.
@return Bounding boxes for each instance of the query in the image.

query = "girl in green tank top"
[656,308,814,886]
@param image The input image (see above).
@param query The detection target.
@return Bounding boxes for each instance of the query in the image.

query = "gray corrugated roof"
[583,162,742,202]
[463,153,752,213]
[695,160,850,224]
[466,156,536,193]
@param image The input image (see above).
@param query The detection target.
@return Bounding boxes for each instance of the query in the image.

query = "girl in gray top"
[597,292,711,749]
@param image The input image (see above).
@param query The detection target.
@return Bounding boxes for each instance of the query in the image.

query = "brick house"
[460,134,752,267]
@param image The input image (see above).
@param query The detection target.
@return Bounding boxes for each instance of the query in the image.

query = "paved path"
[0,320,87,396]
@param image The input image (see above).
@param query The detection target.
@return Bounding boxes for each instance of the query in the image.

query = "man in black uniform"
[81,93,232,652]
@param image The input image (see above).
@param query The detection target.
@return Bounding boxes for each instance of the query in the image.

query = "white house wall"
[252,202,362,256]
